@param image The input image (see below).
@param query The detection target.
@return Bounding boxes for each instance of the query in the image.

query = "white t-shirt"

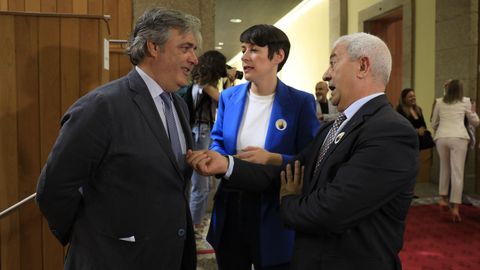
[236,91,275,152]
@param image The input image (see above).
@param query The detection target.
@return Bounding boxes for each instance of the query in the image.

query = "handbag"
[419,130,435,150]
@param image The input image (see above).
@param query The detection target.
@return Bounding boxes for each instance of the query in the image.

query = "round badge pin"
[275,119,287,131]
[334,132,345,144]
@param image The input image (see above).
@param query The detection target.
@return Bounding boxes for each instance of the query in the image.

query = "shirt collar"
[135,66,166,99]
[343,92,384,121]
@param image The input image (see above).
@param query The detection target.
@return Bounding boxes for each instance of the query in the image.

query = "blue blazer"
[208,79,320,266]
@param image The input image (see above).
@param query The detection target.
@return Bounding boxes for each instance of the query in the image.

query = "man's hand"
[235,146,282,166]
[186,150,228,176]
[280,160,304,200]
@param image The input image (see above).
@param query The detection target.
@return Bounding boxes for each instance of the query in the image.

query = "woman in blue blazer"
[207,24,320,270]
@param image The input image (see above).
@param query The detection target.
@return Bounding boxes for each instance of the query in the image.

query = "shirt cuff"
[223,155,234,179]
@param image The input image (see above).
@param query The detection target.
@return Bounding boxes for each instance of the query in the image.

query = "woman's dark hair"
[443,79,463,104]
[191,50,227,86]
[397,88,422,117]
[240,24,290,72]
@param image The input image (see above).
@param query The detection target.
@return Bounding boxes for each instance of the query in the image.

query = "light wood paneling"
[15,15,43,270]
[8,0,23,11]
[87,0,102,15]
[38,16,64,270]
[25,0,40,12]
[80,19,100,95]
[0,0,7,11]
[60,18,80,113]
[40,0,56,12]
[73,0,88,14]
[57,1,73,13]
[0,14,20,270]
[0,0,133,268]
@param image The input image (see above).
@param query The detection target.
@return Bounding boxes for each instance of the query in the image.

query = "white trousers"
[436,137,469,204]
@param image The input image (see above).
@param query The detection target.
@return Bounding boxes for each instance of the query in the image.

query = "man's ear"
[357,56,370,79]
[146,40,159,58]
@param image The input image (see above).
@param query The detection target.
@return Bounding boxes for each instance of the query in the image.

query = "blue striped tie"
[160,92,184,168]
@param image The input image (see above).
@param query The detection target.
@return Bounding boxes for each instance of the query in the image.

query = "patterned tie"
[313,112,346,175]
[160,92,184,168]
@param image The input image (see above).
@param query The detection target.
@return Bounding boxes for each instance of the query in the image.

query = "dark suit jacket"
[225,95,419,270]
[36,70,195,270]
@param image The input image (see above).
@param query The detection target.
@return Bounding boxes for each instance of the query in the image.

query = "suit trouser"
[436,137,469,204]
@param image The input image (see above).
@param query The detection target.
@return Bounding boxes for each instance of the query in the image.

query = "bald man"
[315,81,339,122]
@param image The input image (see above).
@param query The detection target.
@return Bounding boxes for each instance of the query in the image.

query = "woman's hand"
[235,146,283,165]
[417,127,426,136]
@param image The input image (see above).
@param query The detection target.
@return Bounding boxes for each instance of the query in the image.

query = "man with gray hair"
[187,32,418,269]
[37,7,200,269]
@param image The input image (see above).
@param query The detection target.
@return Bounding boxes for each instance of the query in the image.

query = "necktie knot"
[333,112,346,128]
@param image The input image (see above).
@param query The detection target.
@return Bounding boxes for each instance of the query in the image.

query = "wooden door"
[364,7,403,107]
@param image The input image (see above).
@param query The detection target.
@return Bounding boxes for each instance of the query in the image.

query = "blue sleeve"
[209,91,227,155]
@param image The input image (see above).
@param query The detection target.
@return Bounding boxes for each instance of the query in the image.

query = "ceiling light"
[218,42,224,46]
[229,18,242,23]
[215,46,223,50]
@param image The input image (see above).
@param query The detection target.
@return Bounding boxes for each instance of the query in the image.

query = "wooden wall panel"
[40,0,56,12]
[118,0,132,40]
[73,0,88,14]
[0,0,7,11]
[104,0,119,79]
[8,0,24,11]
[57,1,73,13]
[80,20,100,95]
[0,14,20,270]
[15,16,43,270]
[60,18,80,114]
[88,0,102,15]
[25,0,40,12]
[114,0,133,80]
[0,0,133,268]
[38,17,64,270]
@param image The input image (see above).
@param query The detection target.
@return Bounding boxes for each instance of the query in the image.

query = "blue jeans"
[189,123,212,225]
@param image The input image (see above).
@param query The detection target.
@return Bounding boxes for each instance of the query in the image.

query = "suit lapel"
[264,79,292,151]
[223,84,249,154]
[127,70,185,178]
[308,95,390,193]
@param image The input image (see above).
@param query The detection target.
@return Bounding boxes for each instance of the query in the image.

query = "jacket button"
[177,229,185,237]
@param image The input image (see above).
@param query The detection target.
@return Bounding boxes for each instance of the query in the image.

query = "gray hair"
[126,8,202,65]
[333,32,392,85]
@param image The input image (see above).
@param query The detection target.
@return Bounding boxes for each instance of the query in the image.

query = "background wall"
[278,0,330,94]
[414,0,435,129]
[0,1,133,270]
[228,0,330,96]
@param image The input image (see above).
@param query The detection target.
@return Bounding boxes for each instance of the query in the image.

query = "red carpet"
[400,204,480,270]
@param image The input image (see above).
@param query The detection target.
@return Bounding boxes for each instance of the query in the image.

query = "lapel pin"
[275,119,287,131]
[334,132,345,144]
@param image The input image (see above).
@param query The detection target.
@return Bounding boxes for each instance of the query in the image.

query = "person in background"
[207,24,320,270]
[188,32,418,270]
[431,79,479,222]
[186,50,227,236]
[36,8,200,269]
[397,88,435,184]
[315,80,338,122]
